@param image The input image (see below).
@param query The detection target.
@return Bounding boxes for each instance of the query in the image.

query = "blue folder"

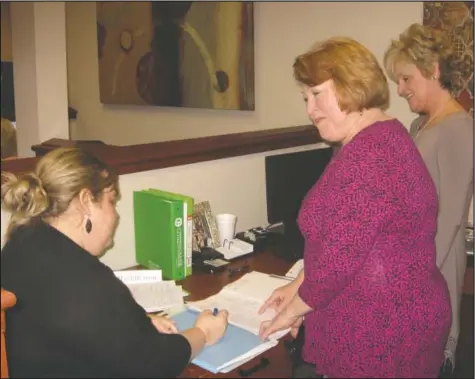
[171,309,273,374]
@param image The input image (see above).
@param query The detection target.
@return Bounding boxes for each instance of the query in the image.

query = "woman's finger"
[258,320,272,339]
[290,326,299,338]
[259,295,280,314]
[261,322,278,340]
[164,319,178,333]
[275,297,290,314]
[259,318,281,340]
[151,316,178,334]
[167,323,178,333]
[159,322,177,334]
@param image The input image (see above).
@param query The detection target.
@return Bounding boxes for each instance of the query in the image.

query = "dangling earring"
[85,218,92,234]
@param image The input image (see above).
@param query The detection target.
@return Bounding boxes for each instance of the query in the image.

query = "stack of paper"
[172,309,277,374]
[114,270,184,313]
[176,271,293,373]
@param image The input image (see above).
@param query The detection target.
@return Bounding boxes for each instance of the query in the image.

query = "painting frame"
[193,201,220,249]
[96,1,255,110]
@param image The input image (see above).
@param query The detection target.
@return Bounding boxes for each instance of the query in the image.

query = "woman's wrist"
[284,293,312,320]
[194,326,208,346]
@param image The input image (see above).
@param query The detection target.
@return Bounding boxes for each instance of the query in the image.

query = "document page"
[286,259,304,279]
[127,281,184,313]
[224,271,293,303]
[188,291,274,335]
[188,272,290,340]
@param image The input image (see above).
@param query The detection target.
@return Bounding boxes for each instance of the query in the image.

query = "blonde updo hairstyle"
[293,37,390,113]
[1,147,119,240]
[384,23,471,96]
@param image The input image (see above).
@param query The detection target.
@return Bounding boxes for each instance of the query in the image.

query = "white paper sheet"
[224,271,293,301]
[114,270,162,283]
[286,259,304,279]
[218,339,278,373]
[127,281,184,313]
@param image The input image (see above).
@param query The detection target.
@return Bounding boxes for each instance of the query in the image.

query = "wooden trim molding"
[2,125,322,176]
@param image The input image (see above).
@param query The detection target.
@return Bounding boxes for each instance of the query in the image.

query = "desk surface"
[176,250,295,378]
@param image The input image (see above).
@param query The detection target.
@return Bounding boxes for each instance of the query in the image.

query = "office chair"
[1,289,16,379]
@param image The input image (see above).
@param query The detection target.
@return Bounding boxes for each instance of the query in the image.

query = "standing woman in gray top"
[384,23,474,375]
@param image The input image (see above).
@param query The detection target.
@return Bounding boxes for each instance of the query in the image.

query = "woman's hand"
[259,307,301,340]
[148,314,178,334]
[290,316,304,338]
[194,309,229,346]
[259,280,299,315]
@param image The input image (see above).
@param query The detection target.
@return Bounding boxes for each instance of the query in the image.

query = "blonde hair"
[1,118,18,159]
[293,37,390,113]
[384,23,470,95]
[1,147,119,240]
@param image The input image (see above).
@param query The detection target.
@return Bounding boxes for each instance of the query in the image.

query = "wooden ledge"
[2,125,321,176]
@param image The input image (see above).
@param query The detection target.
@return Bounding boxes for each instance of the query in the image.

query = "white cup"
[216,213,237,247]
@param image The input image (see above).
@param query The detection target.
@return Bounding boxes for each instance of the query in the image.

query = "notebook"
[133,191,186,280]
[171,308,277,374]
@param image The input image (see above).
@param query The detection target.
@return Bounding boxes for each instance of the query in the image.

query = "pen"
[268,273,294,281]
[213,308,219,316]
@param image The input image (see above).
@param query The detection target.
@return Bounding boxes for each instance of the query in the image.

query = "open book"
[187,271,292,338]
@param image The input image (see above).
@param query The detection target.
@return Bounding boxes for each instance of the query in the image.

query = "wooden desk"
[176,250,295,378]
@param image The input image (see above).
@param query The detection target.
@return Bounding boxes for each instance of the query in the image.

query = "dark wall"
[1,61,16,121]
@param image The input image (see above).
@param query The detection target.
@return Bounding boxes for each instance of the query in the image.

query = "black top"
[1,221,191,378]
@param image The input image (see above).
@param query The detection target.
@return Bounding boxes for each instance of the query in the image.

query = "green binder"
[145,189,194,277]
[133,190,185,280]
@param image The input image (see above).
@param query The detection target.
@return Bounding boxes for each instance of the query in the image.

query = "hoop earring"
[85,218,92,234]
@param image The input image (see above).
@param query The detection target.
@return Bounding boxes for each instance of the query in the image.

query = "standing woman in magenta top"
[384,23,474,375]
[258,37,451,378]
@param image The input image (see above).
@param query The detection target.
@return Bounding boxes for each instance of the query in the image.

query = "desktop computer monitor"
[265,147,333,261]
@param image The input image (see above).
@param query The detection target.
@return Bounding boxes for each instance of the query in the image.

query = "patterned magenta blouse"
[297,119,451,378]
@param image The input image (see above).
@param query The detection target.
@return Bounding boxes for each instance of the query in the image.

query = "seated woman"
[1,147,228,378]
[258,37,451,378]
